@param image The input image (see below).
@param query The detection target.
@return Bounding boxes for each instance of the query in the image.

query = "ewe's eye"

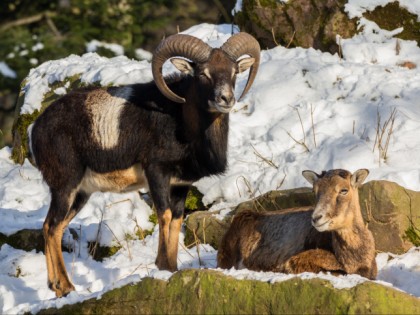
[340,189,348,195]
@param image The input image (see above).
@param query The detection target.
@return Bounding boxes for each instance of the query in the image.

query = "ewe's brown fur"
[217,169,377,279]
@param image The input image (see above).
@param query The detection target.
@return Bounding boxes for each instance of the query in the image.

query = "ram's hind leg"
[44,190,89,297]
[283,249,344,275]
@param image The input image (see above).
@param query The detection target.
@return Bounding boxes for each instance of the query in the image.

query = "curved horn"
[221,32,261,101]
[152,34,212,103]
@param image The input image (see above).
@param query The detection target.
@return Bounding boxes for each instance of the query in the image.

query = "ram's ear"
[171,58,194,75]
[237,57,255,73]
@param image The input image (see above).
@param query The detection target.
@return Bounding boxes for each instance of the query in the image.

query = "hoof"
[55,285,75,298]
[48,280,75,298]
[155,258,178,272]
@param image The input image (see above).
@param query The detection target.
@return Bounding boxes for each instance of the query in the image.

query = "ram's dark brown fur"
[30,33,260,297]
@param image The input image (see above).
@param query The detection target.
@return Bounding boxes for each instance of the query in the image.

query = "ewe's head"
[302,169,369,232]
[152,32,260,113]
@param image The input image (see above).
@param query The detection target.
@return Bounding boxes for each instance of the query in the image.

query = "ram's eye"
[200,69,212,80]
[340,189,348,195]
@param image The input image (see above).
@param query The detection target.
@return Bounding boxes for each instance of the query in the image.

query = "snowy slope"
[1,11,420,314]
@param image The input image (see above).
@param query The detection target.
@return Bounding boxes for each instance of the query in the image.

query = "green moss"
[404,223,420,246]
[185,186,206,212]
[39,269,420,314]
[148,211,158,225]
[364,2,420,46]
[257,0,278,9]
[11,110,40,164]
[87,242,122,262]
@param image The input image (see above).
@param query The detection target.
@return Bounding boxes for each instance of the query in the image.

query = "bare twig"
[0,11,57,32]
[271,28,280,46]
[90,211,104,259]
[103,222,124,250]
[105,198,131,209]
[276,170,287,190]
[286,31,296,49]
[235,175,255,198]
[337,35,343,61]
[251,144,279,169]
[287,131,310,152]
[395,39,401,56]
[373,107,397,164]
[45,15,62,38]
[310,103,317,148]
[286,107,310,152]
[192,228,203,266]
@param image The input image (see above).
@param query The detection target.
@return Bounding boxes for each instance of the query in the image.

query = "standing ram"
[30,32,260,297]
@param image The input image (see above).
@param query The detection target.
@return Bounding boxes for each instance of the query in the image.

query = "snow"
[86,40,125,56]
[346,0,420,20]
[0,62,17,79]
[135,48,152,61]
[2,7,420,313]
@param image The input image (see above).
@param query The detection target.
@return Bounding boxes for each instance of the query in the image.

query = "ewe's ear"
[171,58,194,75]
[302,170,319,185]
[351,169,369,187]
[237,57,255,73]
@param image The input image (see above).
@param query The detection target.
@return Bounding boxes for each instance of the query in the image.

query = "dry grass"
[286,106,317,152]
[373,107,397,165]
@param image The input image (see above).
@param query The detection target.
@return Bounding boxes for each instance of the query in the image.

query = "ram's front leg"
[283,249,344,275]
[166,185,189,270]
[146,167,183,272]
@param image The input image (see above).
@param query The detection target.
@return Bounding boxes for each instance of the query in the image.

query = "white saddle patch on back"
[88,87,132,149]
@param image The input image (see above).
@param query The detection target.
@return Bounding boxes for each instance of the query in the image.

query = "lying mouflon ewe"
[30,32,260,297]
[217,169,377,279]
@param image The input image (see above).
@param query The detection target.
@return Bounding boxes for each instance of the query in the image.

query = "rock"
[234,0,357,54]
[184,210,230,249]
[234,187,315,213]
[38,269,420,314]
[0,229,44,253]
[186,180,420,253]
[359,180,420,253]
[234,0,420,54]
[364,2,420,45]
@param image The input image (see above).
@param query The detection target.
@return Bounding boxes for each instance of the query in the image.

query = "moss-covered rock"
[0,229,44,253]
[184,210,230,249]
[86,242,122,262]
[359,180,420,253]
[235,186,315,213]
[364,2,420,46]
[38,269,420,314]
[235,0,420,53]
[235,0,357,54]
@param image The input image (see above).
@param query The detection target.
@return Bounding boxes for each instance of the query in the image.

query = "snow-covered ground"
[2,2,420,312]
